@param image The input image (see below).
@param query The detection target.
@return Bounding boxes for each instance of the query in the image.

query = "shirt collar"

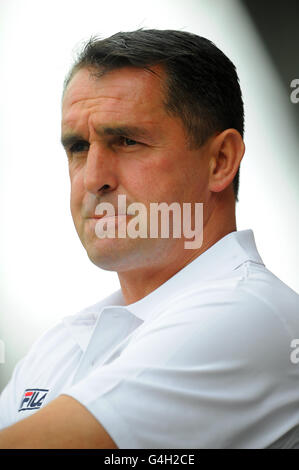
[65,229,264,329]
[125,229,264,321]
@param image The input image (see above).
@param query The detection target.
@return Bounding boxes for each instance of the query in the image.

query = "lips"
[83,194,131,220]
[87,212,128,219]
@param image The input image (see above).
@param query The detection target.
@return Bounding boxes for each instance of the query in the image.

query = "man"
[0,29,298,449]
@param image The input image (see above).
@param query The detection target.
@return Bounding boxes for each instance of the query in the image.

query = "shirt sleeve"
[61,287,299,449]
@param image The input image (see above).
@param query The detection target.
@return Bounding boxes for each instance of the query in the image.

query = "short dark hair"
[64,29,244,201]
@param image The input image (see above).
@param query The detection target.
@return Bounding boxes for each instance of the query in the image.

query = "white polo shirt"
[1,229,299,448]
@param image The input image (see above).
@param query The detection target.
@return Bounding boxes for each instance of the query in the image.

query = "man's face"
[61,65,211,272]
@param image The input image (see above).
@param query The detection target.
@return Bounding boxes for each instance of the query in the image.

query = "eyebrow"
[60,133,85,150]
[61,125,154,149]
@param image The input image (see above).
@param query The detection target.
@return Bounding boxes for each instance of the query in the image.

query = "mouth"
[87,213,130,229]
[90,213,130,239]
[87,213,129,220]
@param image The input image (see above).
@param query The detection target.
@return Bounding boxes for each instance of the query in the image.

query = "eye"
[69,140,90,153]
[121,137,138,147]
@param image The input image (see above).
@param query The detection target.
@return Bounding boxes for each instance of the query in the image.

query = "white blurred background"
[0,0,298,391]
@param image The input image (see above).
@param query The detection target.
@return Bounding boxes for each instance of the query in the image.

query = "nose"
[84,142,118,195]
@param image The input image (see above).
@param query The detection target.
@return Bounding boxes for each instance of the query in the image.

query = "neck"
[118,193,236,305]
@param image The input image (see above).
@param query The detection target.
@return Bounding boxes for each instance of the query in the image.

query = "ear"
[208,129,245,194]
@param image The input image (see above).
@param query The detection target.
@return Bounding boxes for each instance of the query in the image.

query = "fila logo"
[19,388,49,412]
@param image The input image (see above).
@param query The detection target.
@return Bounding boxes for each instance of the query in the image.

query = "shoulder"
[134,261,299,368]
[158,260,298,325]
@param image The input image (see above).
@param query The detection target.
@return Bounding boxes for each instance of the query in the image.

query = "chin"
[85,237,159,273]
[85,239,135,272]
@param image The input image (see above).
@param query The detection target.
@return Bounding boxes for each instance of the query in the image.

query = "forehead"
[61,65,167,127]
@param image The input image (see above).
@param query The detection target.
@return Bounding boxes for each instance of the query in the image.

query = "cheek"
[121,161,169,203]
[69,172,84,218]
[139,156,188,202]
[123,151,177,191]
